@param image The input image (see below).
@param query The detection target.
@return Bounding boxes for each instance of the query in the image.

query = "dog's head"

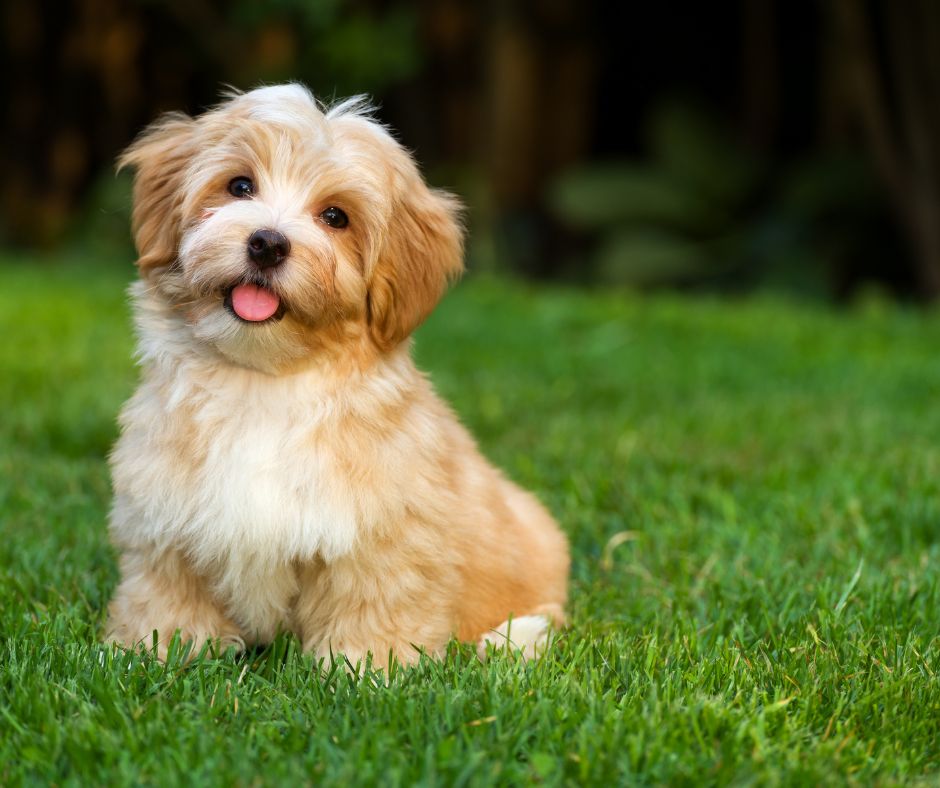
[119,84,463,371]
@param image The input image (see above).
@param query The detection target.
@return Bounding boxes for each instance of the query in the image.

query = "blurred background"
[3,0,940,301]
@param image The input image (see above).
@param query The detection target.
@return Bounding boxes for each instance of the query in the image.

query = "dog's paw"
[104,624,245,661]
[477,614,554,661]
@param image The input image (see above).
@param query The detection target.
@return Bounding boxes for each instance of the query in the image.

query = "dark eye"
[320,206,348,229]
[228,176,254,198]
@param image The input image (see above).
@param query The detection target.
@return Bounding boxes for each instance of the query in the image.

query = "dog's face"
[120,85,463,371]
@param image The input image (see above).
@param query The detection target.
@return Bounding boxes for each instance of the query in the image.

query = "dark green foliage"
[548,102,760,286]
[220,0,420,96]
[2,258,939,784]
[548,101,899,297]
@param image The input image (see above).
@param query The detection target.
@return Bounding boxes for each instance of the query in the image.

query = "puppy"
[105,84,569,668]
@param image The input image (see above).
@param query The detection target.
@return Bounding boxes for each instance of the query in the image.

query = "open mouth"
[223,281,286,323]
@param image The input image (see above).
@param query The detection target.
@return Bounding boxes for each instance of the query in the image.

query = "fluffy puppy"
[106,84,569,668]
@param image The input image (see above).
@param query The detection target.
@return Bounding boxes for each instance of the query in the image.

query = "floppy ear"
[117,113,196,275]
[367,170,464,350]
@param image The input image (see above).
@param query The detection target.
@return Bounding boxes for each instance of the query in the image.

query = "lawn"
[2,256,939,785]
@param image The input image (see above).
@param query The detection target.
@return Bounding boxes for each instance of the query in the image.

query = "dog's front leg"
[293,554,454,672]
[105,548,244,659]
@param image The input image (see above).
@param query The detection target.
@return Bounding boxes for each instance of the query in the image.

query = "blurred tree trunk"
[2,0,145,244]
[741,0,779,151]
[828,0,940,298]
[408,0,597,276]
[480,0,595,275]
[0,0,219,246]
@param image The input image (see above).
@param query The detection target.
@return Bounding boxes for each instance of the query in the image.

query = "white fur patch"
[477,615,553,661]
[239,84,322,133]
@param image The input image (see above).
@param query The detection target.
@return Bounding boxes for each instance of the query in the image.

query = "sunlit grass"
[2,256,939,784]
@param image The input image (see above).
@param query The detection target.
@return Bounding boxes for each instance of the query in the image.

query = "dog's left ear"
[117,113,197,275]
[366,160,464,351]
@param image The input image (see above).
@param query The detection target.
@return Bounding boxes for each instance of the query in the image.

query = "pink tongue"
[230,283,280,322]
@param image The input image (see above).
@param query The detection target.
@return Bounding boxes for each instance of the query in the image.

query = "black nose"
[247,229,290,268]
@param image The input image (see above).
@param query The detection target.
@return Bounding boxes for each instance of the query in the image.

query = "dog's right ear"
[118,113,196,274]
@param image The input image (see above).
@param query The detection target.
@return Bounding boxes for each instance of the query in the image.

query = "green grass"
[2,256,940,785]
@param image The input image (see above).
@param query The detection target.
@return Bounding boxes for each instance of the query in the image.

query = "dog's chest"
[182,388,359,566]
[112,368,367,580]
[210,422,349,547]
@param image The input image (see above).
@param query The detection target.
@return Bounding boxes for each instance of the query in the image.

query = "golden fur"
[105,84,569,667]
